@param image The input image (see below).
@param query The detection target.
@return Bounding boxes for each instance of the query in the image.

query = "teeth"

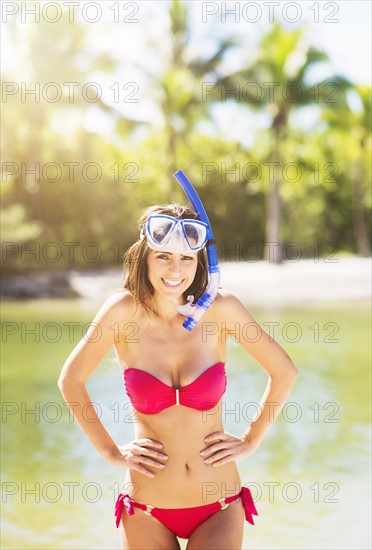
[162,278,182,287]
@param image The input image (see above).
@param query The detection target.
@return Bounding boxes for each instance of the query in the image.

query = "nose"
[168,257,183,276]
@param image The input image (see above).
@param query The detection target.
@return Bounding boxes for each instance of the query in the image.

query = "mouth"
[161,277,184,288]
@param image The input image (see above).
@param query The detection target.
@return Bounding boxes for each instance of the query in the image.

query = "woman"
[58,202,298,549]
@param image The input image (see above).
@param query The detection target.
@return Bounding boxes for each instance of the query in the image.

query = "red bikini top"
[123,362,226,414]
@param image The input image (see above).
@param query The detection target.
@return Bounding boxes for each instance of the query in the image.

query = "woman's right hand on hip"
[108,439,168,478]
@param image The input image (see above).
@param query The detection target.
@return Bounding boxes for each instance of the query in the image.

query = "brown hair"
[122,203,209,314]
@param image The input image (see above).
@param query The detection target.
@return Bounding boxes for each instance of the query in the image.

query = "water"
[1,299,371,549]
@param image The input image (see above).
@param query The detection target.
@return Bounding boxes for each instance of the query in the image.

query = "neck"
[150,294,186,325]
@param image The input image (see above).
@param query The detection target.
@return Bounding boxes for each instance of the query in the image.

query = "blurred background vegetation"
[1,0,371,274]
[1,4,371,548]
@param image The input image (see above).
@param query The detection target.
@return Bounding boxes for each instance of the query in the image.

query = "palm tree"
[217,21,350,263]
[1,11,144,269]
[142,0,235,179]
[322,85,371,255]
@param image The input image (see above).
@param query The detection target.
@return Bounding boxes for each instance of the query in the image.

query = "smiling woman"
[58,198,298,549]
[123,204,209,317]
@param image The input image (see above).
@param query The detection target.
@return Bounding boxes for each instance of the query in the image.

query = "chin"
[164,288,184,299]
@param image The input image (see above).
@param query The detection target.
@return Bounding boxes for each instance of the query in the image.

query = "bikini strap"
[115,493,155,528]
[115,493,136,527]
[239,487,259,525]
[223,487,258,524]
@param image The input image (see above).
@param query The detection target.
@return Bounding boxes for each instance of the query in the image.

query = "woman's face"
[147,249,198,300]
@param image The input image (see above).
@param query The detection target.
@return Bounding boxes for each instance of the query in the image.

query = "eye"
[182,255,194,261]
[157,254,170,260]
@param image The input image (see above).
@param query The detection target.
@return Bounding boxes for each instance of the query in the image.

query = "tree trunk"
[265,179,282,263]
[351,161,369,256]
[265,130,282,264]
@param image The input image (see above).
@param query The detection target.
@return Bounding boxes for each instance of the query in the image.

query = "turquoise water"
[1,299,371,549]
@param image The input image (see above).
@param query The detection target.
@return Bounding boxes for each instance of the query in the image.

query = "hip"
[123,458,242,508]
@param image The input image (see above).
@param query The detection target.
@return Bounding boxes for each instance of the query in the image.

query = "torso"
[113,291,242,506]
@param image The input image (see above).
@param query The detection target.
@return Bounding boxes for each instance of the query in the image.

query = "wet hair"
[122,203,209,314]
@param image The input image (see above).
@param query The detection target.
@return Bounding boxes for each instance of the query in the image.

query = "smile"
[161,278,184,288]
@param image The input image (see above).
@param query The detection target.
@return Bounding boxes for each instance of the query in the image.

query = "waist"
[124,405,239,505]
[132,415,224,461]
[121,462,241,508]
[124,454,241,507]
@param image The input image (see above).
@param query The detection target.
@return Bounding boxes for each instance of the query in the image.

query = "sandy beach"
[69,256,371,306]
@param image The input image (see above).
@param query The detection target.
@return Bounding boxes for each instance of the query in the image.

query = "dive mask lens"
[182,221,207,250]
[144,215,208,252]
[147,215,176,245]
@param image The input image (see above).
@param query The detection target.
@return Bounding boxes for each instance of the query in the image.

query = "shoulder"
[212,288,246,311]
[92,290,138,323]
[207,287,250,320]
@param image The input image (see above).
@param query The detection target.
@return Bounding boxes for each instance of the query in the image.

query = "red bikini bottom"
[115,486,258,540]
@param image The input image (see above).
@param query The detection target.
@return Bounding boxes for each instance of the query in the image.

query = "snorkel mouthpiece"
[173,170,221,331]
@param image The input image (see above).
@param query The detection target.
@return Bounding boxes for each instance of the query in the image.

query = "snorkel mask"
[141,215,209,256]
[141,170,220,331]
[173,170,220,331]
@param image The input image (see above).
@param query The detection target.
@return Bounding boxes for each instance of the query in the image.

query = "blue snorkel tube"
[173,169,220,331]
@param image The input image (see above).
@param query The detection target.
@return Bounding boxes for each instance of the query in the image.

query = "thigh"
[120,509,181,550]
[186,499,245,550]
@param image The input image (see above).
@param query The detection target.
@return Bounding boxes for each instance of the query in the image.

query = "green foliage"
[1,5,370,273]
[1,203,43,242]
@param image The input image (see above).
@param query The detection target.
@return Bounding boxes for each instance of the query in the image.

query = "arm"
[58,292,167,475]
[58,292,128,466]
[201,290,298,465]
[222,291,298,446]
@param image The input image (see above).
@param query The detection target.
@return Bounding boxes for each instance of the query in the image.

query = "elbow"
[57,371,76,394]
[57,373,68,394]
[272,361,298,383]
[267,360,298,390]
[286,361,299,380]
[58,370,85,396]
[290,363,299,378]
[58,360,84,393]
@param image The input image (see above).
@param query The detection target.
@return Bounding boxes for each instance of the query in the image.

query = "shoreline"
[2,256,370,306]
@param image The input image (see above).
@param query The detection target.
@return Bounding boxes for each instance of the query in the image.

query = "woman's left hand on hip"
[200,431,259,467]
